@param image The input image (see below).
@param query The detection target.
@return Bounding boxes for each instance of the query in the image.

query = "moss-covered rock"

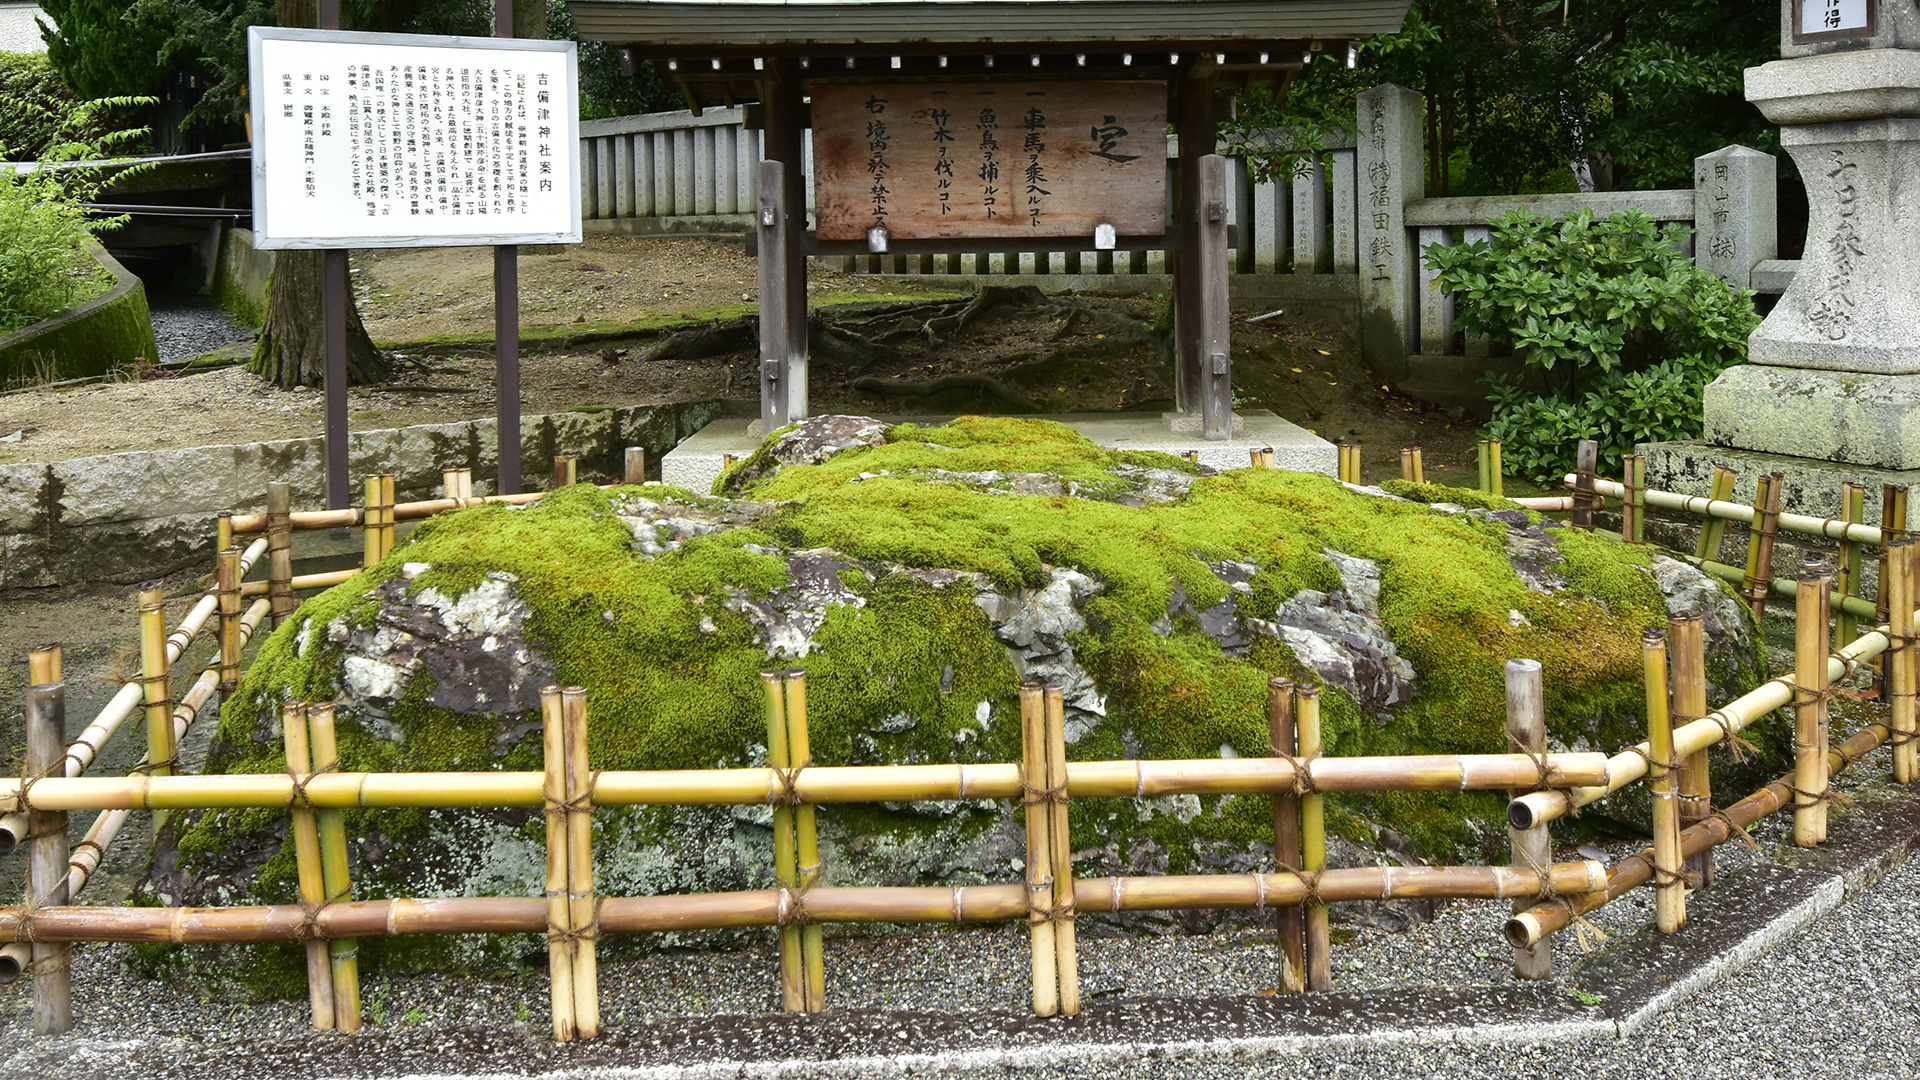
[138,416,1768,996]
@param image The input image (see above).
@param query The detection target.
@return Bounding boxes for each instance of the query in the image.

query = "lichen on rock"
[140,415,1771,994]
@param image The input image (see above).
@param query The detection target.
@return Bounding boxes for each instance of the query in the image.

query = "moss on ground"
[153,417,1758,995]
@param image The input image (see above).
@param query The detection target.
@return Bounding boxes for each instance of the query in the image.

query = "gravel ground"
[148,295,252,362]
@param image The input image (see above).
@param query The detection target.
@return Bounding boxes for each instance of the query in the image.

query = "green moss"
[1379,479,1533,516]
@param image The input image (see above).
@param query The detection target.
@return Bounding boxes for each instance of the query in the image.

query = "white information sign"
[248,27,581,249]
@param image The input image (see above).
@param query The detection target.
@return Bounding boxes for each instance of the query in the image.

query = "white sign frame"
[248,26,582,250]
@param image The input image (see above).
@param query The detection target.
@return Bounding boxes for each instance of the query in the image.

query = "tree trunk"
[512,0,548,39]
[250,250,389,389]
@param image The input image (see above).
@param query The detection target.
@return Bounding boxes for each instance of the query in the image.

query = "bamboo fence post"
[1741,474,1784,625]
[1571,440,1598,531]
[1503,659,1551,979]
[1019,681,1059,1017]
[1644,629,1685,933]
[380,475,396,559]
[1793,566,1832,847]
[762,671,804,1013]
[1399,446,1424,484]
[25,680,71,1034]
[782,671,825,1013]
[266,482,295,625]
[553,456,578,490]
[560,687,600,1038]
[1249,447,1277,469]
[1043,685,1079,1017]
[1622,453,1646,544]
[443,468,464,502]
[1478,441,1492,494]
[362,475,383,569]
[460,469,475,500]
[1267,676,1305,993]
[216,548,243,702]
[137,582,173,839]
[28,643,59,685]
[624,446,647,485]
[1892,541,1917,784]
[282,702,336,1030]
[306,703,361,1030]
[1694,465,1737,564]
[1297,683,1331,992]
[1488,440,1503,498]
[1837,482,1866,647]
[215,509,234,556]
[1670,614,1712,888]
[1874,485,1908,698]
[540,686,577,1041]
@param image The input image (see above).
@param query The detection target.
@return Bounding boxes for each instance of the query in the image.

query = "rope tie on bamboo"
[1689,710,1759,763]
[774,885,815,928]
[1649,863,1701,890]
[1505,731,1553,792]
[768,758,813,807]
[547,896,603,946]
[1264,747,1322,798]
[1622,745,1679,782]
[130,754,181,776]
[1018,765,1067,808]
[135,669,174,712]
[1782,782,1854,809]
[550,771,601,816]
[284,759,340,811]
[1708,807,1761,851]
[11,761,58,816]
[69,837,105,865]
[1511,829,1610,950]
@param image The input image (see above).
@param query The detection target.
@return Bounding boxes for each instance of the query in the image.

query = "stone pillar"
[1693,145,1777,289]
[1355,85,1425,379]
[1702,47,1920,469]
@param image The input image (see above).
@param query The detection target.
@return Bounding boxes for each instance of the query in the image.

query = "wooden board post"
[1572,440,1598,530]
[1267,676,1305,993]
[1670,614,1712,888]
[266,481,295,625]
[25,680,71,1035]
[624,447,647,485]
[1197,153,1233,441]
[1645,629,1685,933]
[758,60,809,428]
[1503,658,1551,978]
[1793,565,1831,846]
[492,0,522,497]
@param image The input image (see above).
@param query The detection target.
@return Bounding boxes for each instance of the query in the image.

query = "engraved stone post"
[1355,85,1425,380]
[1693,145,1778,289]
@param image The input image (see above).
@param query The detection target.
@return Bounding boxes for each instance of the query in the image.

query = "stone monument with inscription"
[1647,0,1920,515]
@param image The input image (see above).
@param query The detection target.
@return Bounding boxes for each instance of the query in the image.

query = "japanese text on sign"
[811,81,1166,241]
[249,27,580,249]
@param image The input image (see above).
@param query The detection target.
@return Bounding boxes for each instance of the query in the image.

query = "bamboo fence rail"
[1569,474,1887,547]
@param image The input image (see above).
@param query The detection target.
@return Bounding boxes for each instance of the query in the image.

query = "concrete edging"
[0,239,158,386]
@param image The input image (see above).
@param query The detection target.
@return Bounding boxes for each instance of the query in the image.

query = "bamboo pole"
[763,671,803,1013]
[138,583,173,841]
[217,548,243,701]
[282,702,336,1030]
[1398,446,1423,484]
[1488,440,1503,498]
[1267,677,1304,993]
[1679,554,1879,619]
[1249,447,1275,469]
[1621,453,1646,544]
[783,671,825,1014]
[540,686,576,1041]
[1794,567,1832,847]
[1510,496,1574,512]
[380,475,396,559]
[363,475,383,569]
[25,681,72,1034]
[1298,683,1331,992]
[1503,658,1551,979]
[1838,482,1866,647]
[1743,474,1784,624]
[624,447,647,485]
[1043,685,1079,1016]
[216,509,233,555]
[1510,604,1908,831]
[1477,441,1490,493]
[1571,439,1598,530]
[1694,465,1737,563]
[553,456,578,490]
[1019,682,1059,1017]
[1508,717,1892,948]
[0,750,1621,817]
[1670,614,1711,888]
[29,643,59,685]
[266,481,295,625]
[561,687,600,1038]
[241,569,360,598]
[1873,485,1908,700]
[0,860,1610,947]
[1574,474,1885,547]
[1644,629,1685,932]
[307,703,361,1030]
[1893,541,1917,784]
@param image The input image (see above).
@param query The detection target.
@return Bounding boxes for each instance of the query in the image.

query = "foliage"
[546,0,677,120]
[1424,207,1760,481]
[35,0,171,99]
[1225,0,1778,196]
[0,52,76,161]
[0,98,154,334]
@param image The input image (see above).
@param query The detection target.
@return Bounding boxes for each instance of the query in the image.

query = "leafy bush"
[1425,208,1759,482]
[0,97,152,335]
[0,52,76,162]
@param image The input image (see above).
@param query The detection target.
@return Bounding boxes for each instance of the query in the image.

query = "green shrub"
[1424,208,1760,483]
[0,52,76,162]
[0,96,152,335]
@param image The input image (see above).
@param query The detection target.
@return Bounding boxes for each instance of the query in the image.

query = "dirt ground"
[0,233,1514,491]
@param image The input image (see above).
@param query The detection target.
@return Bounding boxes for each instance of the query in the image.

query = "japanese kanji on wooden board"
[810,80,1167,241]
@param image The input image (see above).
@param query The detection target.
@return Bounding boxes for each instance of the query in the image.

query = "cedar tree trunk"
[250,250,390,389]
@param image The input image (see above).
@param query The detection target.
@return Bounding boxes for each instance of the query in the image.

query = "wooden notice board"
[811,80,1166,241]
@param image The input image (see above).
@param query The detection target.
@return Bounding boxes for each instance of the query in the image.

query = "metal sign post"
[495,0,522,495]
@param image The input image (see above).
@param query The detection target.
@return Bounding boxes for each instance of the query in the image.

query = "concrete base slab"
[1638,438,1920,522]
[1702,363,1920,468]
[663,410,1337,494]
